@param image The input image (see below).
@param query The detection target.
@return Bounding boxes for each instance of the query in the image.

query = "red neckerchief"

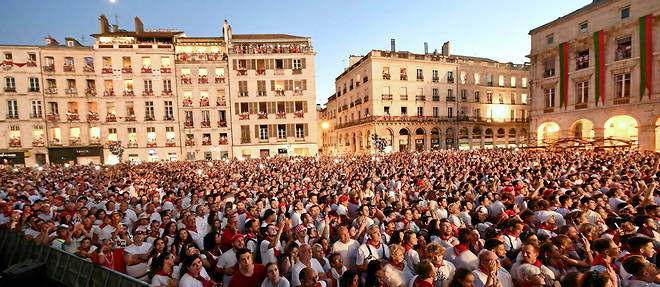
[478,266,492,275]
[388,260,404,271]
[368,241,382,250]
[454,244,469,256]
[266,237,282,257]
[434,261,444,268]
[402,244,413,251]
[413,277,433,287]
[532,259,542,268]
[378,278,390,287]
[439,234,453,241]
[188,271,214,287]
[155,269,172,277]
[246,234,257,240]
[592,254,617,271]
[538,224,553,231]
[186,226,197,233]
[503,230,518,238]
[618,253,633,262]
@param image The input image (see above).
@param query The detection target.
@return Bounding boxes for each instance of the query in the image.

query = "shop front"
[48,147,104,165]
[0,151,26,166]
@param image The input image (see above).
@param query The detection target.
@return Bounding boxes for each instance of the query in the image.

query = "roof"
[529,0,611,34]
[451,54,497,63]
[90,31,184,39]
[232,34,306,40]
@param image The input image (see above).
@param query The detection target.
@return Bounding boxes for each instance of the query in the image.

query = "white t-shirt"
[260,277,290,287]
[216,249,237,287]
[331,239,360,270]
[125,242,153,279]
[472,268,514,287]
[383,263,414,287]
[179,271,211,287]
[260,238,283,265]
[291,260,325,287]
[444,246,478,271]
[356,243,390,266]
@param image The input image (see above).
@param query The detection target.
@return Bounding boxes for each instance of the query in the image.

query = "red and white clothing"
[444,244,477,271]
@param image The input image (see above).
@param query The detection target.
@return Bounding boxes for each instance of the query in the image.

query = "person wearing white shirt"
[331,226,360,270]
[622,255,660,287]
[444,229,478,271]
[216,233,244,287]
[123,230,153,280]
[384,244,414,287]
[426,243,456,287]
[472,251,514,287]
[179,255,214,287]
[356,225,390,272]
[261,262,290,287]
[291,244,327,287]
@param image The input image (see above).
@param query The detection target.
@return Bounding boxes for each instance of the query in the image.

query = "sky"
[0,0,589,105]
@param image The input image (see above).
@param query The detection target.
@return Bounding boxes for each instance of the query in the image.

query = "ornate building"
[320,42,529,154]
[529,0,659,150]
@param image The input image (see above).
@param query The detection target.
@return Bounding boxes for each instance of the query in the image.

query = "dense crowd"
[0,149,659,287]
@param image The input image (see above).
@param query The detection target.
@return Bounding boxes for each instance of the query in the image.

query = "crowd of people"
[0,149,659,287]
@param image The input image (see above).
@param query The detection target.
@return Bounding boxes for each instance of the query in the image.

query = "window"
[620,6,629,19]
[400,106,407,115]
[144,80,152,91]
[432,88,439,101]
[615,36,632,61]
[416,69,423,80]
[543,58,555,78]
[278,125,286,139]
[7,100,18,118]
[473,108,481,119]
[259,125,269,140]
[292,59,302,70]
[522,77,527,88]
[576,49,589,69]
[31,100,42,118]
[498,75,504,87]
[447,107,453,118]
[384,106,390,115]
[5,77,15,91]
[579,22,588,33]
[4,52,12,61]
[486,92,493,103]
[521,94,528,104]
[29,77,40,92]
[185,111,193,122]
[546,34,554,45]
[510,93,516,104]
[432,70,439,82]
[417,107,423,117]
[510,76,516,88]
[474,91,480,102]
[447,71,454,83]
[432,107,439,118]
[145,101,155,120]
[544,88,556,107]
[576,81,589,104]
[202,110,210,123]
[447,89,454,101]
[474,73,480,85]
[165,101,174,120]
[615,73,631,98]
[487,74,493,86]
[399,87,408,100]
[163,79,172,91]
[460,89,467,101]
[295,124,305,138]
[49,102,58,115]
[238,81,248,97]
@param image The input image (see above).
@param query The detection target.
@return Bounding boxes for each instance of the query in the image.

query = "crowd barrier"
[0,229,149,287]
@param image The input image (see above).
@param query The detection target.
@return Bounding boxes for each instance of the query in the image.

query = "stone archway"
[399,128,410,152]
[415,128,425,151]
[537,122,560,145]
[570,119,595,139]
[604,115,638,146]
[431,128,441,150]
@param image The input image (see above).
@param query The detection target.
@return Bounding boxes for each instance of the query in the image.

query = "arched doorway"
[604,115,638,146]
[520,128,528,145]
[352,133,357,153]
[537,122,560,145]
[415,128,425,151]
[445,128,455,149]
[431,128,440,150]
[459,127,469,150]
[399,128,410,152]
[509,128,517,147]
[570,119,595,139]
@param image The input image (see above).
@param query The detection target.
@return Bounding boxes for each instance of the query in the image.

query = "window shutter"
[265,59,272,70]
[302,101,308,112]
[267,102,275,114]
[232,59,237,70]
[254,125,259,139]
[250,59,256,70]
[284,59,291,69]
[270,80,275,91]
[234,103,240,115]
[249,102,257,114]
[301,58,306,69]
[302,80,307,90]
[304,124,309,137]
[286,124,294,137]
[284,80,290,91]
[269,124,277,138]
[285,102,294,113]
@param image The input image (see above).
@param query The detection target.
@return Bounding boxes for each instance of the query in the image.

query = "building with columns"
[529,0,659,151]
[320,42,529,154]
[0,15,318,166]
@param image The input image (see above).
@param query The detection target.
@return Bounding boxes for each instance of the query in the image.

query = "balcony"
[613,97,630,105]
[275,90,285,96]
[217,120,227,127]
[200,98,210,106]
[382,73,390,80]
[121,67,133,73]
[182,99,193,107]
[26,61,37,67]
[89,137,101,145]
[255,69,266,76]
[103,89,115,97]
[201,121,211,127]
[295,111,304,118]
[30,113,42,119]
[145,115,155,121]
[63,65,74,72]
[47,114,58,121]
[32,140,45,147]
[9,138,21,147]
[65,88,77,95]
[237,68,248,76]
[127,142,138,148]
[181,76,192,84]
[125,114,136,121]
[215,76,225,84]
[87,112,99,121]
[231,45,310,54]
[575,103,588,109]
[4,87,16,93]
[122,90,134,97]
[102,67,113,74]
[432,78,439,83]
[160,67,172,73]
[141,67,152,73]
[294,90,303,96]
[219,138,228,145]
[382,94,392,100]
[239,113,250,120]
[43,65,55,72]
[416,95,426,101]
[66,113,79,121]
[400,74,408,81]
[202,139,211,146]
[147,142,157,148]
[164,115,174,121]
[162,90,173,96]
[239,91,249,97]
[176,52,226,62]
[446,96,456,102]
[400,95,408,101]
[460,96,467,102]
[166,139,176,147]
[49,139,62,146]
[544,107,555,113]
[216,99,226,106]
[257,91,267,97]
[85,88,97,96]
[184,121,194,128]
[258,112,268,119]
[198,75,209,84]
[447,78,455,83]
[83,65,94,73]
[276,112,286,119]
[69,138,81,146]
[543,69,555,78]
[185,139,195,146]
[240,138,250,144]
[142,90,154,96]
[106,114,117,122]
[417,76,424,82]
[6,114,19,120]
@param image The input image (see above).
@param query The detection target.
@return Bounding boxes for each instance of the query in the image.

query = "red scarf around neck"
[188,272,214,287]
[388,259,404,271]
[454,244,469,256]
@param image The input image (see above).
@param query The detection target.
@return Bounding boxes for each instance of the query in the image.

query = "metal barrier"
[0,229,149,287]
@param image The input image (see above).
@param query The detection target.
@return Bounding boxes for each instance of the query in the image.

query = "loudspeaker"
[0,259,46,285]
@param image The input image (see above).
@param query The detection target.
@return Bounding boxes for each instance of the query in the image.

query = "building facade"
[529,0,659,151]
[320,44,530,154]
[0,15,318,166]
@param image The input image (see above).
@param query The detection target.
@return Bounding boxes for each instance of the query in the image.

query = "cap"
[139,214,149,220]
[339,195,349,202]
[294,224,307,233]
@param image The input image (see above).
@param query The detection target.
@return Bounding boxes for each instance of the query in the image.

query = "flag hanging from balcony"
[640,14,653,99]
[594,30,605,106]
[558,42,568,109]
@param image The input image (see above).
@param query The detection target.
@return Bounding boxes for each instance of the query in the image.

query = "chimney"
[99,14,110,34]
[442,41,451,56]
[134,17,144,33]
[424,42,428,55]
[390,39,396,52]
[112,24,119,32]
[44,35,59,46]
